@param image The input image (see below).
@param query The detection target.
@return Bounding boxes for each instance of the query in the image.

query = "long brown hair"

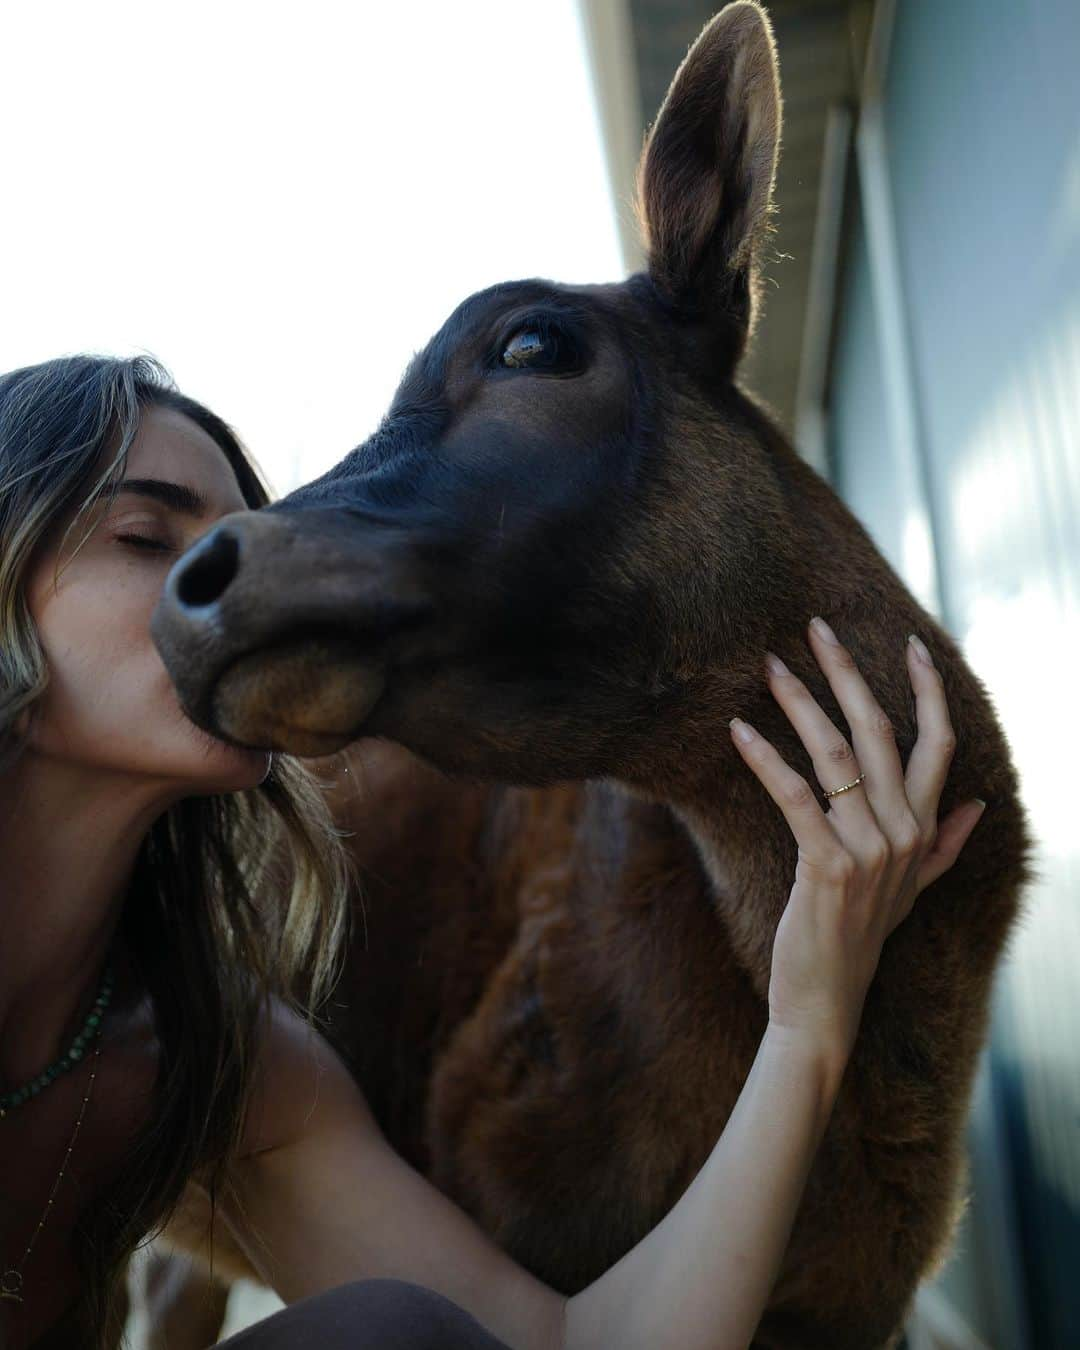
[0,354,353,1346]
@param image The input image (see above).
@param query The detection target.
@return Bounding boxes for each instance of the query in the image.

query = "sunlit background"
[0,0,625,496]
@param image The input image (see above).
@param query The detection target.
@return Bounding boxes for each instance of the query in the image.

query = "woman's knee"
[217,1277,511,1348]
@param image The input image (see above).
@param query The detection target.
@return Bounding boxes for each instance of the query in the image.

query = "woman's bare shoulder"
[237,995,375,1160]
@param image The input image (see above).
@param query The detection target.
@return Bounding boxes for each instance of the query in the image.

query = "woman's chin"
[230,745,275,790]
[175,727,273,793]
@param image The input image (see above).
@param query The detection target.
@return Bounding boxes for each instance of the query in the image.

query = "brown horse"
[147,4,1031,1346]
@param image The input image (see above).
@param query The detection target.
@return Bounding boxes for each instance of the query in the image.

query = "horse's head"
[153,2,799,782]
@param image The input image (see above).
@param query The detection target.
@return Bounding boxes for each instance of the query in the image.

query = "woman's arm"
[221,1016,834,1350]
[222,620,982,1350]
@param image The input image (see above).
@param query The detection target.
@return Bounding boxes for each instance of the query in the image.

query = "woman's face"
[22,404,271,793]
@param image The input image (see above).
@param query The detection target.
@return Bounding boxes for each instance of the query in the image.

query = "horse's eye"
[500,324,578,372]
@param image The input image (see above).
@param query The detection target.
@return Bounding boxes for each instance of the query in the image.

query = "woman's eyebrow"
[117,478,209,517]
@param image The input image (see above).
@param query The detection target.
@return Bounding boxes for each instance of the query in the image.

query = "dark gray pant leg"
[214,1279,513,1349]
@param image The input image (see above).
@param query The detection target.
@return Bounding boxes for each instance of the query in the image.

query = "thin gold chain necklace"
[0,1031,101,1305]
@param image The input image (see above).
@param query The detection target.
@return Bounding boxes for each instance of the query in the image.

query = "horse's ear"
[635,1,781,343]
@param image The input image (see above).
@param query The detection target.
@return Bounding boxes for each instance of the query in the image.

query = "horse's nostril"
[175,529,240,609]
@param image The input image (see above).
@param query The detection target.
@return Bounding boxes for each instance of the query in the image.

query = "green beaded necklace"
[0,962,114,1118]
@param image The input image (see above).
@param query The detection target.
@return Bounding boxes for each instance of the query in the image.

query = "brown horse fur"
[142,4,1032,1347]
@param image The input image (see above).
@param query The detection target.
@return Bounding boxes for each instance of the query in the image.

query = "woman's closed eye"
[115,532,175,555]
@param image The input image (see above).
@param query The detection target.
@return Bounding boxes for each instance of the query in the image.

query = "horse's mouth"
[209,637,388,755]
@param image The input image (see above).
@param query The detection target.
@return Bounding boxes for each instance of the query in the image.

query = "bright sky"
[0,1,625,496]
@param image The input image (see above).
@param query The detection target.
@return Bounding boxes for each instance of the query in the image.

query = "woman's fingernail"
[765,652,789,677]
[810,616,839,644]
[908,633,934,667]
[973,797,987,813]
[730,717,755,744]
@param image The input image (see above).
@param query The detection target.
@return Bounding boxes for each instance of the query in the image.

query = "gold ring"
[823,771,866,799]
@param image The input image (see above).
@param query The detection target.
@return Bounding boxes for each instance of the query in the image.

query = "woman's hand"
[729,616,986,1079]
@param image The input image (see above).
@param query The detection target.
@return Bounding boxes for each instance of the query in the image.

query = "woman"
[0,354,984,1350]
